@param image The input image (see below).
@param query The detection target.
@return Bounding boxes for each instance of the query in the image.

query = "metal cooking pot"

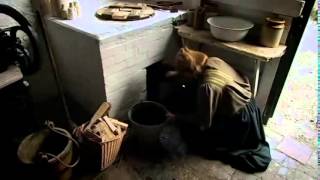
[128,101,169,146]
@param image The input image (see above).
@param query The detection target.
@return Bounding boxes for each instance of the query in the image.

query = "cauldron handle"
[40,121,80,168]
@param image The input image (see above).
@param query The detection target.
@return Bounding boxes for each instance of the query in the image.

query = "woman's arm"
[174,84,219,130]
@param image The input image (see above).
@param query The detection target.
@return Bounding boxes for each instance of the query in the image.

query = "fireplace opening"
[146,61,198,115]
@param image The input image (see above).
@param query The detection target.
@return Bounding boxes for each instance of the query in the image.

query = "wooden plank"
[255,59,281,114]
[86,102,111,131]
[109,118,128,129]
[206,0,305,17]
[0,65,23,90]
[252,60,260,97]
[102,117,118,135]
[176,25,287,62]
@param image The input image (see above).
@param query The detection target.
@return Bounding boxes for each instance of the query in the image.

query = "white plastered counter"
[46,0,184,118]
[49,0,184,41]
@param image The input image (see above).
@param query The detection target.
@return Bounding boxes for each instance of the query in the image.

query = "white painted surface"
[101,20,175,118]
[107,70,146,117]
[49,0,184,40]
[46,0,181,118]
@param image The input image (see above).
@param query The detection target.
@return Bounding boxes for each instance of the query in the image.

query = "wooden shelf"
[175,25,287,62]
[0,65,23,90]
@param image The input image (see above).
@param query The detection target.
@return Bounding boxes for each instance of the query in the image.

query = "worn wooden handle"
[85,102,111,131]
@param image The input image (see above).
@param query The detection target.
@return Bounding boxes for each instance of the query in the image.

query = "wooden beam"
[253,60,260,97]
[0,65,23,90]
[206,0,305,17]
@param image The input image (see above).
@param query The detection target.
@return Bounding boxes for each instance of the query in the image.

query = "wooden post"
[31,0,76,130]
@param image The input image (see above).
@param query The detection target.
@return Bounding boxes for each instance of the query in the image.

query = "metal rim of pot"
[207,16,254,31]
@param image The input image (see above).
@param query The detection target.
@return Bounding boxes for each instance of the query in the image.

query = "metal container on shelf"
[186,9,195,27]
[207,16,254,42]
[193,7,206,29]
[260,17,285,48]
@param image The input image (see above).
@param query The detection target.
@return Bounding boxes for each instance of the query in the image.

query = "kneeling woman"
[162,47,271,173]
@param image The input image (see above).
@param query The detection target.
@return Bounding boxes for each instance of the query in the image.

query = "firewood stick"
[102,117,118,135]
[109,118,128,129]
[103,125,116,141]
[85,102,111,131]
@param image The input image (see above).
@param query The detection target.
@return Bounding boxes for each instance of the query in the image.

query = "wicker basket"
[73,102,128,171]
[101,129,126,170]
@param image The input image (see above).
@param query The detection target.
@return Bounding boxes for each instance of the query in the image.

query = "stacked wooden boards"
[96,3,155,21]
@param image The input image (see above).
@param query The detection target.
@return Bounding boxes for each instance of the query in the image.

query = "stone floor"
[262,19,318,180]
[76,20,318,180]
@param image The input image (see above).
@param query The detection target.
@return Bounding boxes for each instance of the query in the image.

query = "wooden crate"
[73,102,128,171]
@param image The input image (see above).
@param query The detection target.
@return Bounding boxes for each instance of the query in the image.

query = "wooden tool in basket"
[73,102,128,170]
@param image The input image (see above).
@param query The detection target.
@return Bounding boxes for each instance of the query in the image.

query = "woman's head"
[174,47,208,79]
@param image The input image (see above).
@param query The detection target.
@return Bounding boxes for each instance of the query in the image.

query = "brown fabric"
[172,49,252,130]
[198,57,252,130]
[174,47,208,76]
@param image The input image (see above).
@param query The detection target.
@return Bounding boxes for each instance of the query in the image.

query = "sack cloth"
[201,100,272,173]
[160,100,271,173]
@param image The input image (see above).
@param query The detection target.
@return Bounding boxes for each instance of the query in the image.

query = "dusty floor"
[76,20,318,180]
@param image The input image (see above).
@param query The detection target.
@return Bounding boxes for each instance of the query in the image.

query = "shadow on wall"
[0,1,62,122]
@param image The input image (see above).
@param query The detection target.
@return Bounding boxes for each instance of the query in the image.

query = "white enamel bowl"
[207,16,254,42]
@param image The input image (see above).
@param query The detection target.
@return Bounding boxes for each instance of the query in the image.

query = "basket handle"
[40,121,80,168]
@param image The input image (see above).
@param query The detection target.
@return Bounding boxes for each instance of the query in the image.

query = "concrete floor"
[75,20,318,180]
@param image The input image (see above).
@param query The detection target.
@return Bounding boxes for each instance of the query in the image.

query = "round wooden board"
[96,3,155,21]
